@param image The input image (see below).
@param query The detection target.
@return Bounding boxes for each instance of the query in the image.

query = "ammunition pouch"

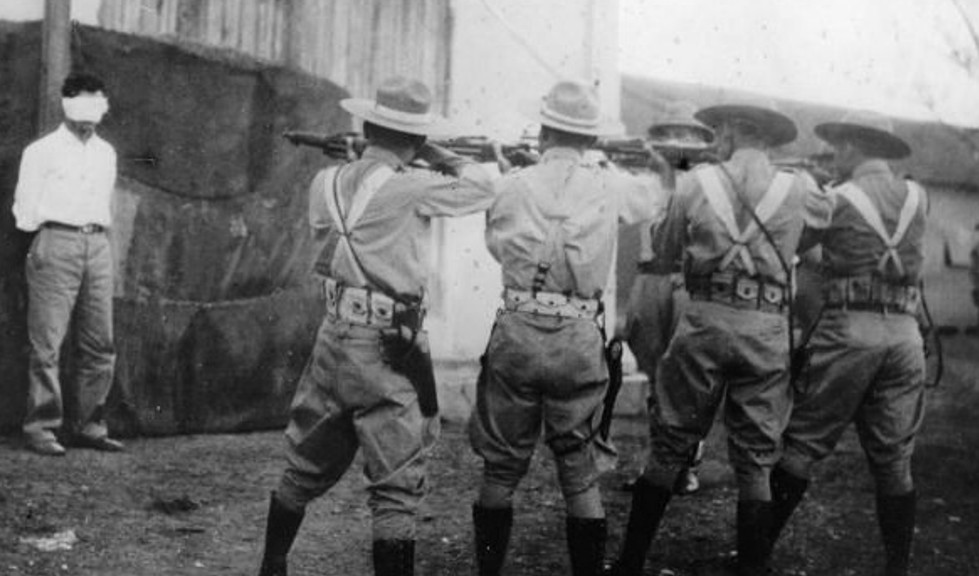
[686,272,788,314]
[823,275,919,315]
[321,277,437,417]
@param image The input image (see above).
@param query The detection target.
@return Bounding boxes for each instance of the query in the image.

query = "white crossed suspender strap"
[322,164,396,285]
[835,180,923,276]
[697,167,794,277]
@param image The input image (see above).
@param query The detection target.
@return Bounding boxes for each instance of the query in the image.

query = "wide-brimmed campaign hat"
[519,80,624,137]
[815,110,911,159]
[648,101,715,148]
[694,95,797,147]
[340,77,453,136]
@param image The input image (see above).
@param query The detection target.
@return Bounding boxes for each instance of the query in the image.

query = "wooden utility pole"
[38,0,72,135]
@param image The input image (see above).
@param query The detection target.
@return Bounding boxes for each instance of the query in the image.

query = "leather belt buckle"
[79,224,101,234]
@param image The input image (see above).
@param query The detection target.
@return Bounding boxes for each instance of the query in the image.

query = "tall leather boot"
[258,492,305,576]
[876,490,916,576]
[769,466,809,549]
[736,500,774,576]
[611,477,673,576]
[372,539,415,576]
[566,516,607,576]
[473,504,513,576]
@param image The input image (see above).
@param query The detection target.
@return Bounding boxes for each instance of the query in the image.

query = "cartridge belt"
[320,277,425,330]
[502,288,600,319]
[685,272,788,314]
[823,275,919,315]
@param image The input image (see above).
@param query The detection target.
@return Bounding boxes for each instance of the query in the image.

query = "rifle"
[283,130,707,170]
[282,130,536,166]
[597,137,717,170]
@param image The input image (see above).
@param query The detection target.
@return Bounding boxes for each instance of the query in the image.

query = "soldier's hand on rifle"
[507,147,540,168]
[416,142,469,176]
[478,140,515,175]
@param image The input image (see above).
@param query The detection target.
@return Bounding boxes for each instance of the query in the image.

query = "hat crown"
[375,76,433,116]
[834,110,896,136]
[540,80,601,128]
[649,100,713,144]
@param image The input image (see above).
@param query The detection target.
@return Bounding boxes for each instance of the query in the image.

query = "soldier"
[623,101,715,495]
[967,222,979,336]
[770,111,927,576]
[468,79,672,576]
[256,77,494,576]
[612,96,830,576]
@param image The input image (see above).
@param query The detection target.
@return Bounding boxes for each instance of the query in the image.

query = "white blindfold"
[62,93,109,123]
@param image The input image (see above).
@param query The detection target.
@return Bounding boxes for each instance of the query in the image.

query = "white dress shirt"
[12,124,117,232]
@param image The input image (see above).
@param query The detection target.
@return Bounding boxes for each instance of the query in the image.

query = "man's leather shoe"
[71,435,125,452]
[27,439,67,456]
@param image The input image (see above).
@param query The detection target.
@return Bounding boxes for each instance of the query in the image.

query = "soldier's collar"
[851,159,892,179]
[362,145,408,169]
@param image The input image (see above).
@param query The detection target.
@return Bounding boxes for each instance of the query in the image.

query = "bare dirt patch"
[1,336,977,576]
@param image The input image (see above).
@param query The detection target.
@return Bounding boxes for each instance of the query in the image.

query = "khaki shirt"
[486,147,667,298]
[821,159,927,283]
[652,148,831,284]
[309,146,494,299]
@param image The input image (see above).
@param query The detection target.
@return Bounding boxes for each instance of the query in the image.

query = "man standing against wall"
[13,72,123,457]
[468,79,671,576]
[256,77,494,576]
[612,97,830,576]
[769,112,927,576]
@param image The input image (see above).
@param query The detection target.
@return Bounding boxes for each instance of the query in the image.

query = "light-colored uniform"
[469,147,666,496]
[645,149,830,500]
[12,124,118,443]
[781,159,927,495]
[624,220,687,385]
[278,146,494,540]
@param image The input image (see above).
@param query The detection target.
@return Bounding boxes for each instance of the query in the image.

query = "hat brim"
[814,123,911,160]
[341,98,455,137]
[694,105,797,147]
[518,99,624,137]
[647,122,715,146]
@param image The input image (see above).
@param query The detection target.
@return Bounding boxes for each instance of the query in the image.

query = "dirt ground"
[1,335,977,576]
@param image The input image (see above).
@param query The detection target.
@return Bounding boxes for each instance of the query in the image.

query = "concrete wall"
[0,23,348,434]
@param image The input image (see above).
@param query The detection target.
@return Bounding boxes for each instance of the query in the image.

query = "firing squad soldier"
[612,96,831,576]
[256,77,494,576]
[468,79,672,576]
[623,101,715,495]
[770,112,928,576]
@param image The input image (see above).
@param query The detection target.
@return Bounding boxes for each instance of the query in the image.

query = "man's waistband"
[823,275,919,315]
[685,272,787,314]
[320,277,425,330]
[502,288,600,319]
[42,221,106,234]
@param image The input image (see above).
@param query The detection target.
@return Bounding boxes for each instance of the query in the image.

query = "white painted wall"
[426,0,622,360]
